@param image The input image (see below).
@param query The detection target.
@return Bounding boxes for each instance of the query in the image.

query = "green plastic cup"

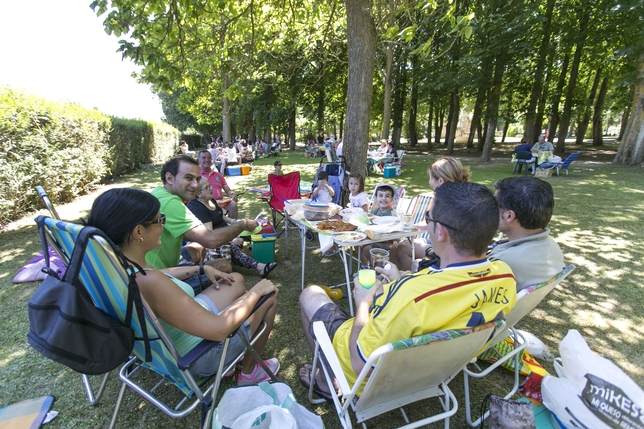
[358,269,377,289]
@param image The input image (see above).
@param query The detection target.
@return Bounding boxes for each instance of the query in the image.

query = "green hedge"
[0,87,179,227]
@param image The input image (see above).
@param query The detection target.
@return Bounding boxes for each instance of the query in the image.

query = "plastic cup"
[370,248,390,269]
[358,269,377,289]
[402,213,413,231]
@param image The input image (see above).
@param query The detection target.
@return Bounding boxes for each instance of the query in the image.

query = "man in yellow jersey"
[299,181,517,400]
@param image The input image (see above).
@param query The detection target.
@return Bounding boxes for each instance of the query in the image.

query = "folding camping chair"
[308,319,503,429]
[554,152,580,176]
[398,193,433,242]
[266,171,301,236]
[462,264,576,427]
[36,216,276,428]
[35,186,114,405]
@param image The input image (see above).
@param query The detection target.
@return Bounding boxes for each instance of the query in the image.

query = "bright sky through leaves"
[0,0,164,122]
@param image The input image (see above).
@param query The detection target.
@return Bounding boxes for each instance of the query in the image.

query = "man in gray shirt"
[489,176,565,291]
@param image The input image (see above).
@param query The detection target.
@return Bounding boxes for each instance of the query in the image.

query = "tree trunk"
[524,0,555,143]
[592,76,609,146]
[481,56,505,162]
[576,68,601,144]
[343,0,378,174]
[446,89,459,154]
[501,120,510,143]
[382,41,394,140]
[391,50,407,146]
[288,99,296,150]
[408,60,419,147]
[536,69,551,138]
[614,51,644,165]
[548,54,570,144]
[222,72,231,143]
[426,102,433,150]
[618,108,629,141]
[468,86,485,148]
[557,8,590,153]
[435,107,444,146]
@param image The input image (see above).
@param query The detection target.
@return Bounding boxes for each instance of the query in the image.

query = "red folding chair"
[266,172,301,236]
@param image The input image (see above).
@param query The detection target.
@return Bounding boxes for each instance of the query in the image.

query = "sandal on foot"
[261,262,278,279]
[299,365,339,404]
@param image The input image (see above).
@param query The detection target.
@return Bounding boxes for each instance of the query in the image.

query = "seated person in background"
[516,137,533,153]
[376,139,388,155]
[531,134,554,153]
[272,160,284,176]
[386,140,397,159]
[389,157,470,270]
[179,140,195,157]
[489,176,565,291]
[311,171,335,203]
[198,150,239,219]
[299,182,516,399]
[240,141,254,163]
[335,139,344,158]
[219,143,241,175]
[360,184,395,267]
[146,155,257,292]
[87,188,280,385]
[187,180,278,278]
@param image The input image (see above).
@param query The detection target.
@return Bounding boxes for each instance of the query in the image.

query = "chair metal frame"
[462,264,576,427]
[37,216,276,428]
[308,319,503,429]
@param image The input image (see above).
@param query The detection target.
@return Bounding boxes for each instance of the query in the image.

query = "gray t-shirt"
[489,228,564,291]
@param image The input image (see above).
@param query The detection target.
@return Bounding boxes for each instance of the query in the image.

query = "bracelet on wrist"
[199,263,205,275]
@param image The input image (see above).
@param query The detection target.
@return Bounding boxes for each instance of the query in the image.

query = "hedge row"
[0,87,180,227]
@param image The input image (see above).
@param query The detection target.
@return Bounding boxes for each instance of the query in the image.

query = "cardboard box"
[384,163,397,178]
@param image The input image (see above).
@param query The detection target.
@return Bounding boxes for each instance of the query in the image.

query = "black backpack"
[27,217,151,375]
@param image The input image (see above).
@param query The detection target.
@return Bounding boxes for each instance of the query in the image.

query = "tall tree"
[614,51,644,164]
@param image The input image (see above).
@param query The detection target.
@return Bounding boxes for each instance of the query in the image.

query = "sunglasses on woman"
[144,213,166,225]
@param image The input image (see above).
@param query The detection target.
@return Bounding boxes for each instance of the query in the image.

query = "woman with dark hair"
[187,180,277,278]
[86,188,280,385]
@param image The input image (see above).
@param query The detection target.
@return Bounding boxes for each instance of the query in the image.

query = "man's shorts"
[309,302,352,341]
[190,293,252,378]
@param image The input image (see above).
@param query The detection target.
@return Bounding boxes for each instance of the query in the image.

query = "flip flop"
[299,367,338,404]
[261,262,278,279]
[322,247,340,257]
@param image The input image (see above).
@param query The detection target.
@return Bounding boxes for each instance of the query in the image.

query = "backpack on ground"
[27,217,150,375]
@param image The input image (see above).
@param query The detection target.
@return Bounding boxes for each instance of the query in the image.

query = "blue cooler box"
[384,163,397,178]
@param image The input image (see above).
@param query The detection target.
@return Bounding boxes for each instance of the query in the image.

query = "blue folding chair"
[36,216,276,428]
[555,152,580,176]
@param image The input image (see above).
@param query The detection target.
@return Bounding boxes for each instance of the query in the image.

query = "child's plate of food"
[372,216,401,226]
[335,231,367,244]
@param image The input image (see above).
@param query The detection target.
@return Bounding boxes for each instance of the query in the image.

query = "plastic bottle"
[320,286,346,300]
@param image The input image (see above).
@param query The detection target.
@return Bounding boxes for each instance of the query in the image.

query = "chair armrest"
[178,292,275,371]
[312,321,352,395]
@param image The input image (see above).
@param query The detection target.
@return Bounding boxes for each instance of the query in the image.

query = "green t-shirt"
[145,186,202,269]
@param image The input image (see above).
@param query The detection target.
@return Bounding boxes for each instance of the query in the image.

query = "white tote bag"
[213,382,324,429]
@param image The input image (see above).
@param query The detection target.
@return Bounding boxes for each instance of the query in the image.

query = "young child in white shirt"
[311,171,334,204]
[348,173,369,212]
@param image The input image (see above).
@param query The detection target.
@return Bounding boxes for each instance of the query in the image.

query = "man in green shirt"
[146,155,258,288]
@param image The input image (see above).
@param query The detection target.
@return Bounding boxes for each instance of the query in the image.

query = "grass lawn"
[1,142,643,428]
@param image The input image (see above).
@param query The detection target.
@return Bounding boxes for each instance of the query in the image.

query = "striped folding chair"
[37,216,275,428]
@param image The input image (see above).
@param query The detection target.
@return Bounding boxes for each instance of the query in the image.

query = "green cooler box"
[251,223,277,264]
